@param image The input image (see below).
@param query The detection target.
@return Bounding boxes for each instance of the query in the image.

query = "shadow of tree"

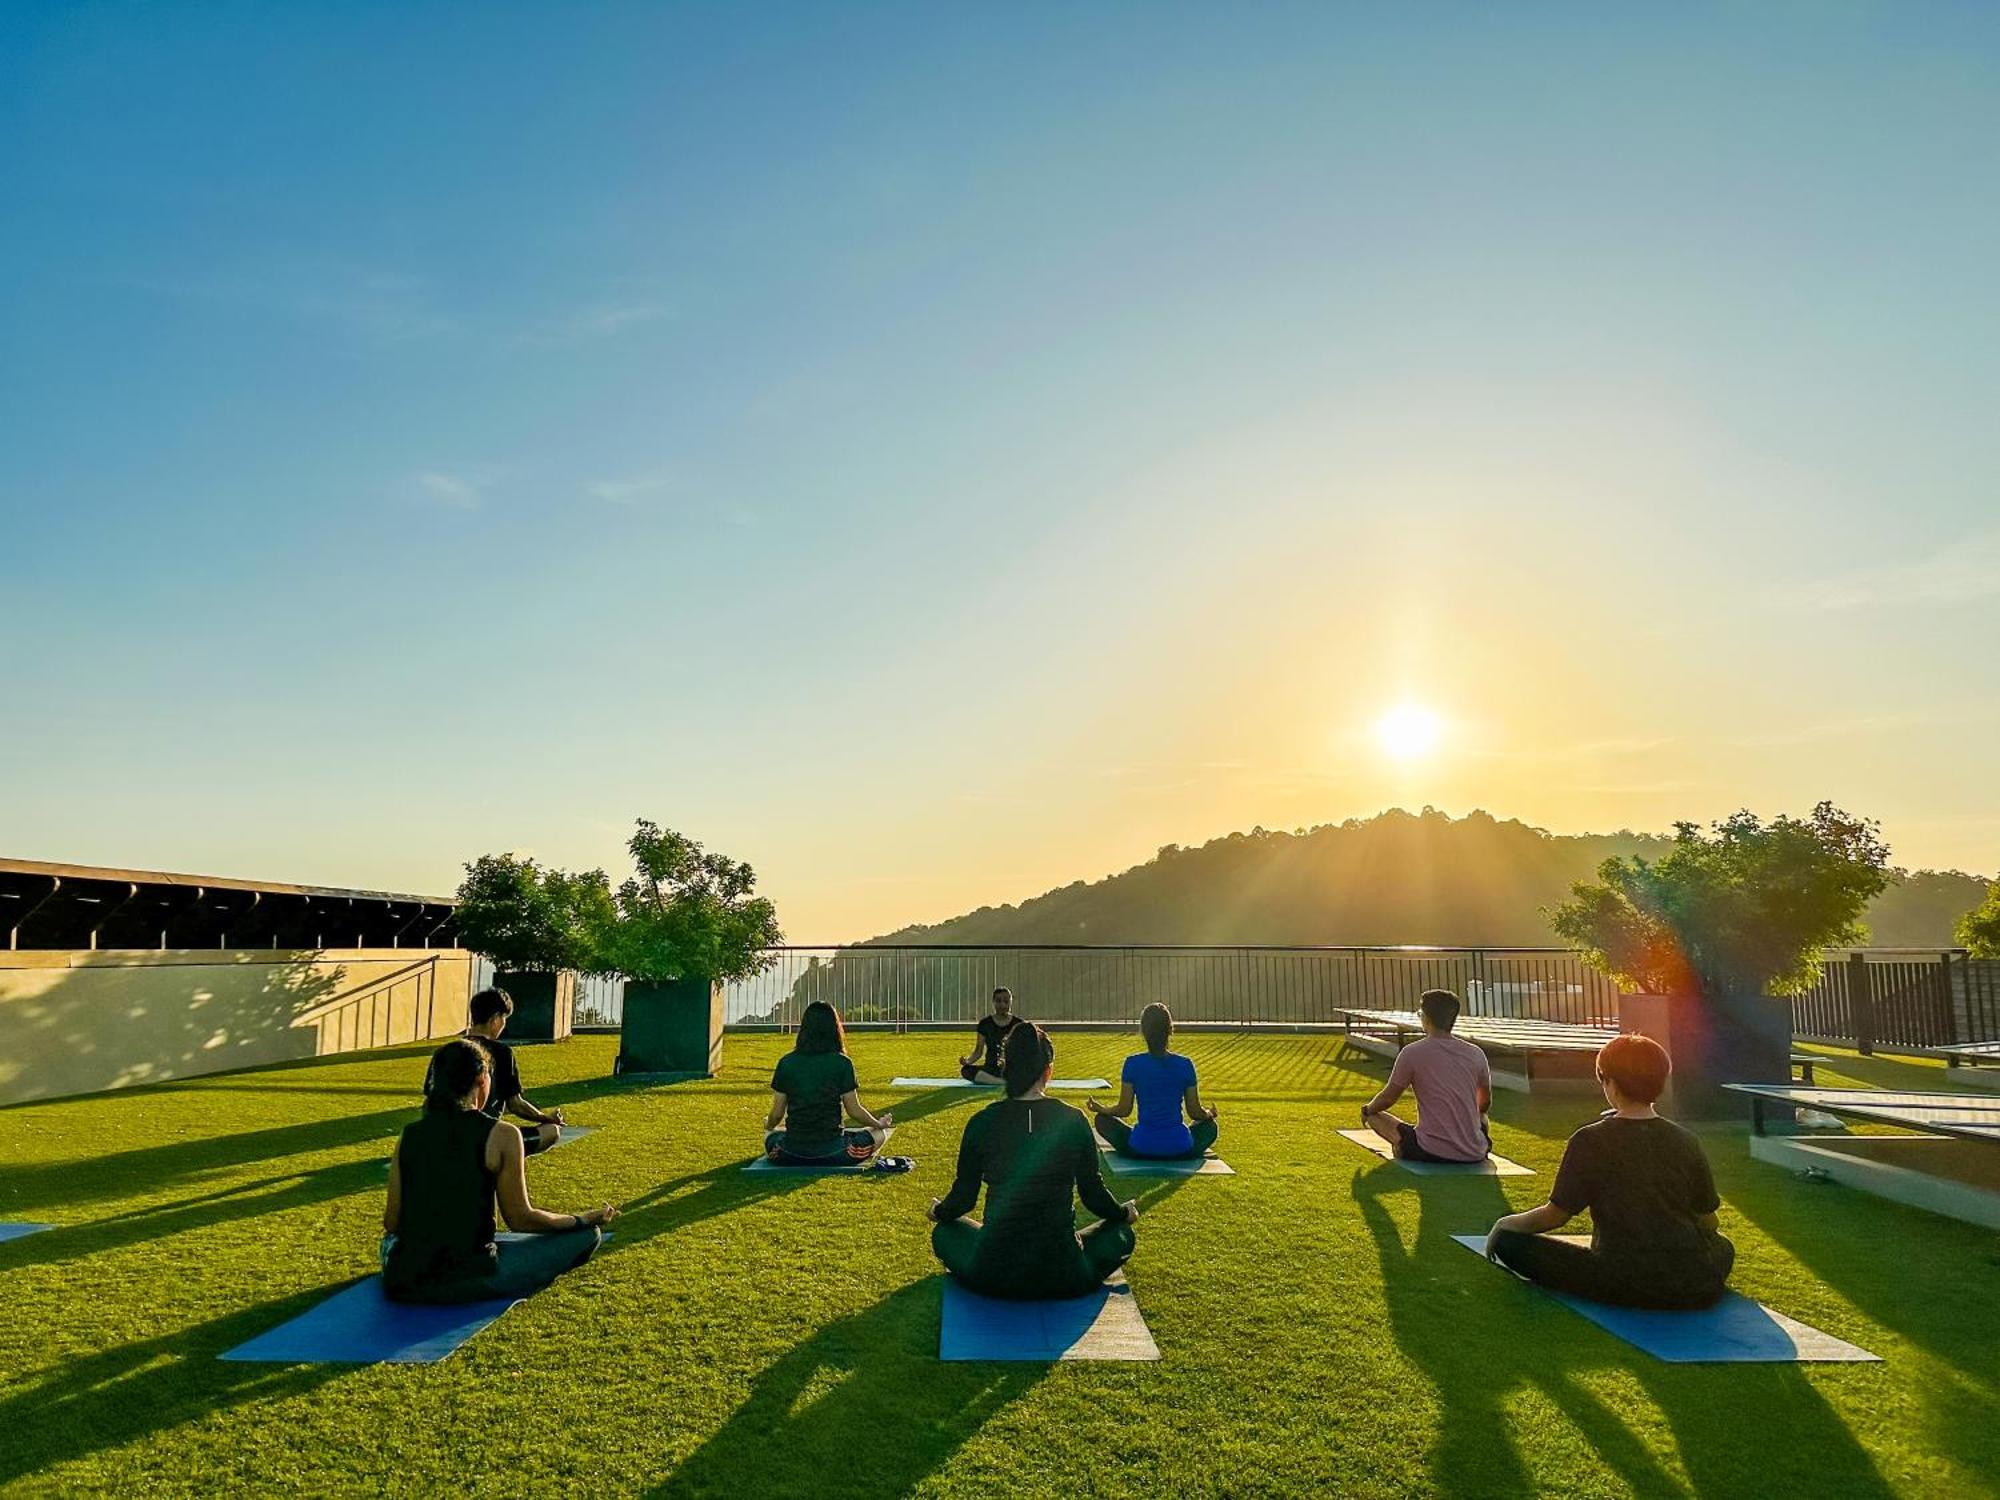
[650,1277,1042,1497]
[1350,1164,1890,1497]
[0,1286,349,1485]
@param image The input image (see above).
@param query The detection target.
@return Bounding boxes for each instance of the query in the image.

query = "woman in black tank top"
[383,1038,619,1304]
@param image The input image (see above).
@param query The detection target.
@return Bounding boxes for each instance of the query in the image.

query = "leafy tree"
[454,853,613,973]
[1547,802,1891,998]
[1958,882,2000,959]
[599,820,782,984]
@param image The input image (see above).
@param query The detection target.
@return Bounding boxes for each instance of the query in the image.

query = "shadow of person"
[0,1285,349,1486]
[1722,1164,2000,1481]
[650,1277,1042,1498]
[1352,1163,1892,1497]
[609,1161,837,1251]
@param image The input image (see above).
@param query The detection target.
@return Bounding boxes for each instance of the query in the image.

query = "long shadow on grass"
[1351,1164,1888,1497]
[0,1157,385,1273]
[0,1286,348,1485]
[1723,1162,2000,1481]
[0,1074,641,1217]
[650,1277,1041,1497]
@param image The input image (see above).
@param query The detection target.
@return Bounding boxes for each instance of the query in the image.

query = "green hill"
[872,807,1988,949]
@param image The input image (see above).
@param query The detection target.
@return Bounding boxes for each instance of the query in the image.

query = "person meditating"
[1482,1032,1735,1309]
[432,986,568,1156]
[383,1038,617,1304]
[1087,1002,1218,1160]
[930,1022,1139,1299]
[957,986,1024,1085]
[1359,988,1493,1164]
[764,1000,894,1165]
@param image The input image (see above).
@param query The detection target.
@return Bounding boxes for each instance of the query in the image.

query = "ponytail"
[424,1038,492,1110]
[1001,1022,1054,1098]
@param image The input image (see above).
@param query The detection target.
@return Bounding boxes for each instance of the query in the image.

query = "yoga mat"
[742,1156,899,1174]
[1096,1144,1234,1177]
[939,1272,1158,1361]
[891,1077,1110,1091]
[1449,1235,1881,1363]
[1339,1128,1533,1177]
[744,1130,897,1172]
[222,1280,520,1364]
[0,1223,55,1243]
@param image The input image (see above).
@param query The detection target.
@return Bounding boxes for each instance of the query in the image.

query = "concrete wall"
[0,948,477,1107]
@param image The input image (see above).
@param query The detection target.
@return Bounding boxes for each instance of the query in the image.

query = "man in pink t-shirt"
[1360,989,1493,1164]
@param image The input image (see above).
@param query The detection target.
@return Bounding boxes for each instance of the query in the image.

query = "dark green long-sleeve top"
[934,1096,1126,1257]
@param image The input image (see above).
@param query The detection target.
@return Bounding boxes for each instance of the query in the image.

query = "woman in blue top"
[1087,1003,1219,1160]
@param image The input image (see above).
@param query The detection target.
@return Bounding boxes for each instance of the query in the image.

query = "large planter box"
[617,976,724,1077]
[1618,991,1793,1122]
[493,969,576,1043]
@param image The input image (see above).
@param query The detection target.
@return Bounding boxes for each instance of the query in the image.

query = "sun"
[1375,702,1443,760]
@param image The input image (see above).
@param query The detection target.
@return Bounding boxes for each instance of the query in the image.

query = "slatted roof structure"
[0,856,457,952]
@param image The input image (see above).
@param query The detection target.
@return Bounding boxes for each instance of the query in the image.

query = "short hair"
[1597,1033,1672,1104]
[469,987,514,1025]
[1139,1002,1173,1056]
[1418,989,1461,1031]
[1001,1022,1054,1098]
[424,1037,491,1109]
[793,999,846,1056]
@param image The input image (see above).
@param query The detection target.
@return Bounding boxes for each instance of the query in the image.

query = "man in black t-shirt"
[454,987,567,1156]
[958,987,1023,1084]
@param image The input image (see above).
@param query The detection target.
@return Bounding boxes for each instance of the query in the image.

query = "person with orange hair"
[1481,1033,1735,1309]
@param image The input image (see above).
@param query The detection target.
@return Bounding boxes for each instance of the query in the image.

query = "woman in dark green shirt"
[764,1001,895,1165]
[929,1022,1139,1299]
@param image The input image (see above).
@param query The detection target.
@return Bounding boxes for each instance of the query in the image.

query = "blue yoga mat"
[1450,1235,1880,1363]
[939,1273,1158,1361]
[220,1232,605,1364]
[0,1223,55,1243]
[221,1279,518,1365]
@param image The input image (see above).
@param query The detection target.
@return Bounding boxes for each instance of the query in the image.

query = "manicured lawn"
[1,1033,1995,1496]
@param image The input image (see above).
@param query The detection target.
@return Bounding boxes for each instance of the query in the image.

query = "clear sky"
[3,3,1996,939]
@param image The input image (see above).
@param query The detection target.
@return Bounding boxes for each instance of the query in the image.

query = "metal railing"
[1791,950,2000,1050]
[570,944,1623,1031]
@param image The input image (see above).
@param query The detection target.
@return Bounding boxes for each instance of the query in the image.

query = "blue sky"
[3,3,1997,938]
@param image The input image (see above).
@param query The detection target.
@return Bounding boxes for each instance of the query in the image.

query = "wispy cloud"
[523,294,674,346]
[1725,705,2000,748]
[1784,529,2000,611]
[133,258,456,343]
[588,472,673,505]
[415,470,495,510]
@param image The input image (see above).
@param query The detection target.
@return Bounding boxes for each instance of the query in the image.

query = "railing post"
[1939,950,1957,1046]
[1848,952,1875,1056]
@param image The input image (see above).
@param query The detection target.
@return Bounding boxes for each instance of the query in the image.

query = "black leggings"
[931,1217,1136,1300]
[1093,1115,1219,1161]
[1490,1230,1735,1310]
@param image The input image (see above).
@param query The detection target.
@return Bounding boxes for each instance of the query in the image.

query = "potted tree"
[1549,802,1890,1120]
[601,819,782,1077]
[453,854,613,1044]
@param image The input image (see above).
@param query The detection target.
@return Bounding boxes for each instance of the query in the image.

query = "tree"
[453,853,612,973]
[1958,882,2000,959]
[1547,802,1891,998]
[598,820,782,984]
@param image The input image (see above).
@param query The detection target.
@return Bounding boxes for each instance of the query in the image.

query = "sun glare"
[1375,702,1443,761]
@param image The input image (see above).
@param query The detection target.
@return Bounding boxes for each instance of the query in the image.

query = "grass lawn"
[2,1032,1996,1497]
